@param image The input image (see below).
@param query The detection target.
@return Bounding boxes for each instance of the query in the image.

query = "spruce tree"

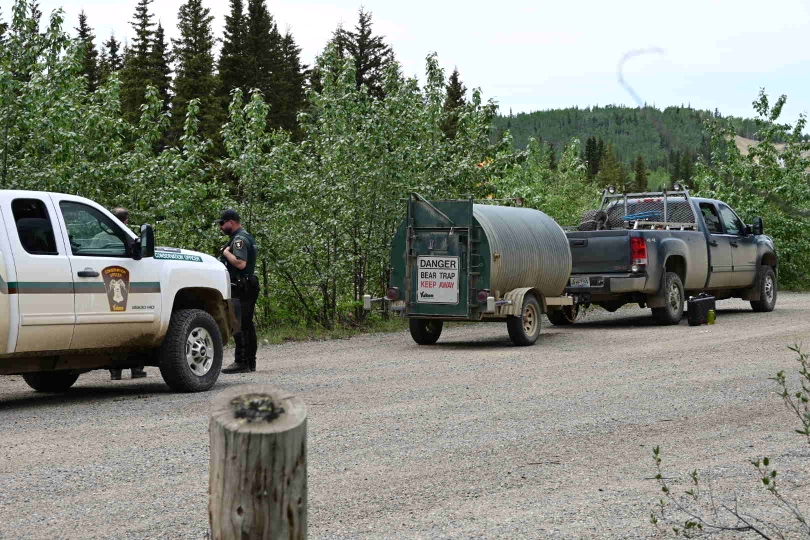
[217,0,248,108]
[172,0,218,142]
[547,142,557,170]
[679,151,694,184]
[334,8,394,99]
[120,0,156,123]
[596,144,626,190]
[584,136,598,178]
[243,0,283,118]
[633,155,648,192]
[150,22,172,112]
[75,10,100,92]
[441,67,466,139]
[99,33,123,84]
[274,29,306,134]
[0,7,7,42]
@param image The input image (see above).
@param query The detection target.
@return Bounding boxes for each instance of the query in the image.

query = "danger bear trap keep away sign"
[416,256,459,304]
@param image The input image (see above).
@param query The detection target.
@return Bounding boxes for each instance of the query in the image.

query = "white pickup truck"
[0,190,237,393]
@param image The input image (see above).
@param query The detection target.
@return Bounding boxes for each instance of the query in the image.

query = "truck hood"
[154,246,220,266]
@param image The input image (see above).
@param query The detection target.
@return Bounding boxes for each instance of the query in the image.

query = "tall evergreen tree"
[546,142,557,170]
[217,0,248,108]
[679,151,694,184]
[274,29,306,134]
[243,0,283,118]
[584,136,598,178]
[0,7,7,42]
[120,0,156,122]
[441,67,466,139]
[596,144,627,190]
[171,0,218,142]
[99,33,123,84]
[150,22,172,112]
[333,8,394,99]
[633,155,648,192]
[75,11,99,92]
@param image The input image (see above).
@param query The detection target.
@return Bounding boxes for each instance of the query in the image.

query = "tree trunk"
[209,385,307,540]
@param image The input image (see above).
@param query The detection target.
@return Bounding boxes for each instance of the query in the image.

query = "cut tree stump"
[209,385,307,540]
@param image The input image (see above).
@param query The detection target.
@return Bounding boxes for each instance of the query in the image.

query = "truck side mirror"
[134,224,155,259]
[751,217,763,236]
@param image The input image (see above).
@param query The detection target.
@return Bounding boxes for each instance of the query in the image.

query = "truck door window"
[718,204,743,236]
[699,203,723,234]
[11,199,58,255]
[59,201,128,257]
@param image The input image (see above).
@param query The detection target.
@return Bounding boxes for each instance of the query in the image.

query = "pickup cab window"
[59,201,129,257]
[11,198,58,255]
[699,203,723,234]
[718,204,744,235]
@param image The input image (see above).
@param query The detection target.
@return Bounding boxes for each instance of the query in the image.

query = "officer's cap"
[218,208,241,225]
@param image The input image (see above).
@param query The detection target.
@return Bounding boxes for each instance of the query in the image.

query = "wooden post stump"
[209,385,307,540]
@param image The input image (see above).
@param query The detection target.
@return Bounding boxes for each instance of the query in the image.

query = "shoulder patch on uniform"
[234,239,244,250]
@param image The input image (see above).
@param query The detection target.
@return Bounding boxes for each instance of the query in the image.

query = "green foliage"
[98,33,122,85]
[692,90,810,290]
[488,137,598,227]
[651,345,810,538]
[120,0,156,123]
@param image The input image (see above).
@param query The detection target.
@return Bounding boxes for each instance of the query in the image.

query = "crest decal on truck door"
[102,266,130,311]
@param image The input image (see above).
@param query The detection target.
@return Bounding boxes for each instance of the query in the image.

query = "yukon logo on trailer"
[102,266,130,312]
[416,256,459,304]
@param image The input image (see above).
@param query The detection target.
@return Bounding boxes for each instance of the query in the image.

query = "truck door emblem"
[102,266,130,312]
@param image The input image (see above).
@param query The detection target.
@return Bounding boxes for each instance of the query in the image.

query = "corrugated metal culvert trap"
[473,205,571,297]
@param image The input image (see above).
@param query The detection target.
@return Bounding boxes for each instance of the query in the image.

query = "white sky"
[30,0,810,125]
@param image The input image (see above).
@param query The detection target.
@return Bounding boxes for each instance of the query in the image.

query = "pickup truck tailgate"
[566,230,631,274]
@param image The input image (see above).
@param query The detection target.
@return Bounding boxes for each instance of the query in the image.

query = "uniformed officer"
[217,209,260,374]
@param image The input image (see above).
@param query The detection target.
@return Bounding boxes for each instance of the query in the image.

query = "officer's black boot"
[222,332,250,374]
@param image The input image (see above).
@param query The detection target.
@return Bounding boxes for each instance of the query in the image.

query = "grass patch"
[255,316,408,346]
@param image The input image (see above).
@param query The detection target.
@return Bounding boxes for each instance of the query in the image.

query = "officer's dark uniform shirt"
[222,228,256,276]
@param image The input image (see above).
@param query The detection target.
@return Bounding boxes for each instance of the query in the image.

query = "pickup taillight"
[630,237,647,265]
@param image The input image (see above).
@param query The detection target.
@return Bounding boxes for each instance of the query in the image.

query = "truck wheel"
[409,319,443,345]
[651,272,684,325]
[547,304,579,326]
[507,294,541,346]
[750,266,777,312]
[159,309,222,393]
[22,371,80,392]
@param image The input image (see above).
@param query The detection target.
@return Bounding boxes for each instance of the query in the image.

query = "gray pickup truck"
[557,187,777,325]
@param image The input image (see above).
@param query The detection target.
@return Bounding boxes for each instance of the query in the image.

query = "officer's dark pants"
[233,276,260,370]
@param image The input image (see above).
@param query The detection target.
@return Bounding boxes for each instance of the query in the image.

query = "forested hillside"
[491,105,808,174]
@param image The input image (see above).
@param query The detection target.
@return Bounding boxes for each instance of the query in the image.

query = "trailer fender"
[499,287,545,316]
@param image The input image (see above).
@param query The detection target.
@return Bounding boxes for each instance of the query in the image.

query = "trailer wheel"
[651,272,684,325]
[409,319,443,345]
[750,266,777,312]
[547,304,579,326]
[507,294,541,346]
[22,371,80,392]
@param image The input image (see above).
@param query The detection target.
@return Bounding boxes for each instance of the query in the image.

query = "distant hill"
[491,105,777,172]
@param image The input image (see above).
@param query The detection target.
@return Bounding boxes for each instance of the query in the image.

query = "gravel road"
[1,294,809,539]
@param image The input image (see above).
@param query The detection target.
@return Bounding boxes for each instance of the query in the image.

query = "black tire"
[578,210,608,231]
[22,371,80,392]
[506,294,541,346]
[409,319,443,345]
[750,266,777,312]
[158,309,223,393]
[651,272,684,325]
[547,304,579,326]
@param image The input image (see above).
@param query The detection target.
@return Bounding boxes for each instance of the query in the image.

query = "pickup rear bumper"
[565,273,649,295]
